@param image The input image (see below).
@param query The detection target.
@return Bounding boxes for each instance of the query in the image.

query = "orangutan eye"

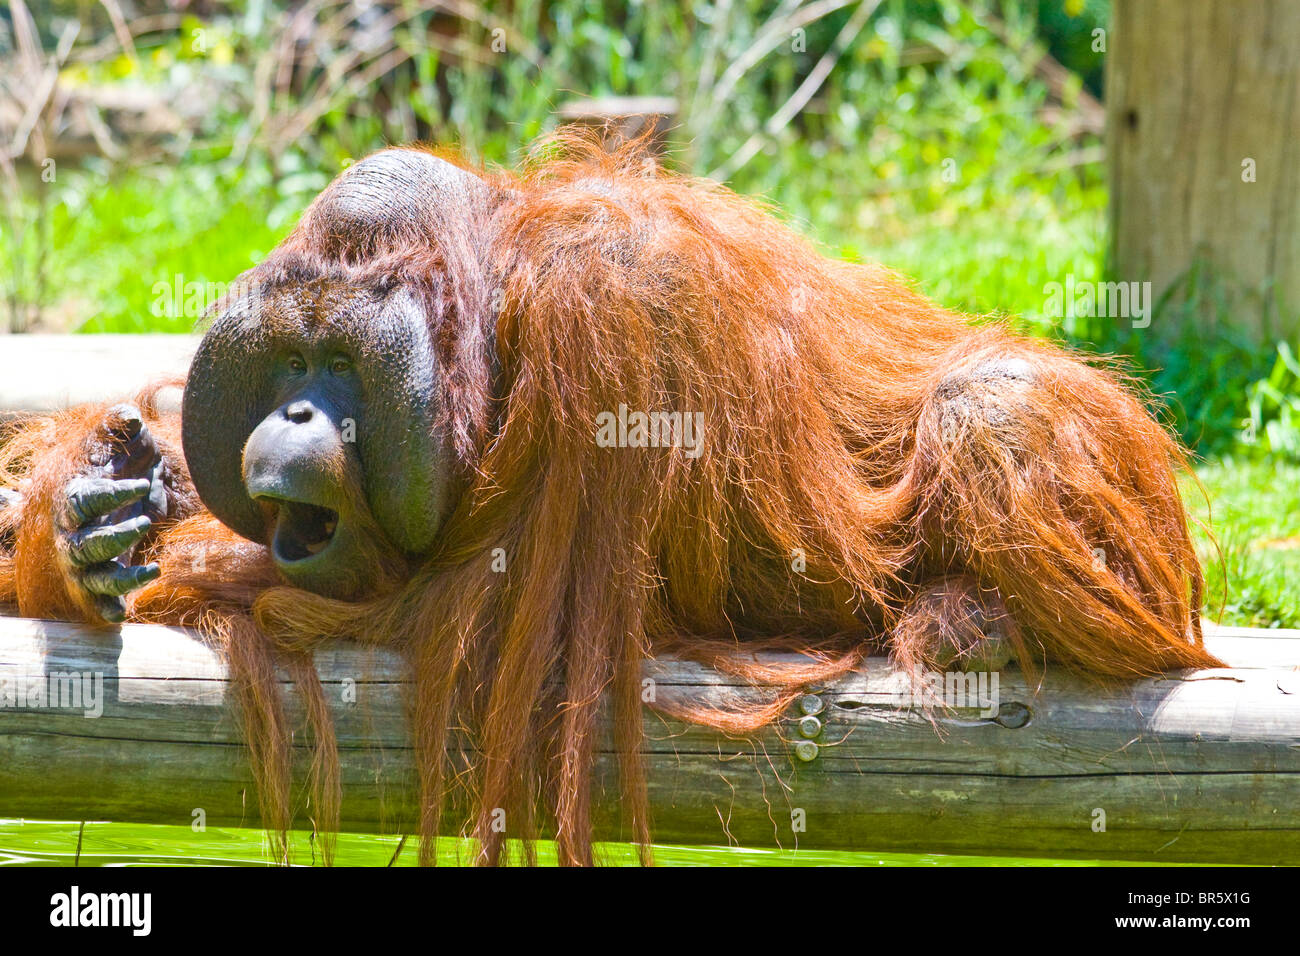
[330,356,352,375]
[286,354,307,374]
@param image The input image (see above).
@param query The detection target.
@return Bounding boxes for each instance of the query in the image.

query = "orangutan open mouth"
[267,499,339,562]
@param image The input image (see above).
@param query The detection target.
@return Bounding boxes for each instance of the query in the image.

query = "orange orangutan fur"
[0,130,1221,865]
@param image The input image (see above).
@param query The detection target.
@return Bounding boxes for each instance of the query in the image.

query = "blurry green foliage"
[6,0,1109,333]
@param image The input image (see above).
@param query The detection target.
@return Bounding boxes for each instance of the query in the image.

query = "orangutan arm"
[0,396,206,624]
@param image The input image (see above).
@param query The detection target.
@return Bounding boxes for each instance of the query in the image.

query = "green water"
[0,819,1177,866]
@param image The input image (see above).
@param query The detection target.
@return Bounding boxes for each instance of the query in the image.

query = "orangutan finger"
[92,593,128,624]
[140,459,171,522]
[64,477,151,527]
[85,404,143,470]
[81,561,161,597]
[66,515,152,567]
[101,403,144,446]
[109,420,161,482]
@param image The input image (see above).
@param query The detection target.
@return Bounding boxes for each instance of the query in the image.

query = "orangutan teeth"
[305,539,329,555]
[322,521,336,536]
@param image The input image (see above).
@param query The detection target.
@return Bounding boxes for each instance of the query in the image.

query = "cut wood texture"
[1108,0,1300,337]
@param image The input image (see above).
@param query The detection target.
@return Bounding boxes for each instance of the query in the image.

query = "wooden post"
[1107,0,1300,338]
[1,615,1297,862]
[556,96,678,155]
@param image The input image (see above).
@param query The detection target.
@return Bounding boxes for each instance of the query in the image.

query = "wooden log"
[0,614,1297,862]
[0,334,197,416]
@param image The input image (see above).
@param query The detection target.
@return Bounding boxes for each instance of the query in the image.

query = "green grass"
[6,161,302,333]
[12,136,1104,336]
[6,0,1111,336]
[1187,458,1300,629]
[0,819,1192,867]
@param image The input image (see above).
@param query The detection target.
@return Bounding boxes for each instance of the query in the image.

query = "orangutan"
[0,130,1220,865]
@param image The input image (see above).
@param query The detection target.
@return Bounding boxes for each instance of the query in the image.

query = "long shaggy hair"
[1,130,1219,865]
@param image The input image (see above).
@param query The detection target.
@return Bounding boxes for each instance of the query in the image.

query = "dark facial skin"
[183,282,455,599]
[241,342,369,594]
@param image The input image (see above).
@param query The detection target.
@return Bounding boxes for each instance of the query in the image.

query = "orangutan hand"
[56,404,171,622]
